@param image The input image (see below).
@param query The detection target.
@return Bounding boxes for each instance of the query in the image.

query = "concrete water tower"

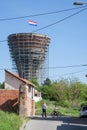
[8,33,50,84]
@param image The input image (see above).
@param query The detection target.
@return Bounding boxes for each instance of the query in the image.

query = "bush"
[60,100,72,108]
[79,101,87,107]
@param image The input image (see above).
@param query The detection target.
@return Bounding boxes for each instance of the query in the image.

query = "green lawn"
[0,110,23,130]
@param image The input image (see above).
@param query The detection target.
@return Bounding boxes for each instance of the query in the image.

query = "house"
[5,70,36,90]
[34,89,42,102]
[5,69,36,98]
[3,70,42,116]
[4,70,36,116]
[5,69,42,102]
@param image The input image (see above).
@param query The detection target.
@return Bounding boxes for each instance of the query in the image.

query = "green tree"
[30,77,41,91]
[79,83,87,100]
[51,80,69,103]
[0,82,4,89]
[43,78,51,86]
[41,85,51,99]
[35,77,87,108]
[68,79,86,107]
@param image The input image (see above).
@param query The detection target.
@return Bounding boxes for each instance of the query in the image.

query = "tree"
[51,80,69,102]
[0,82,4,89]
[41,85,51,99]
[43,78,51,86]
[68,79,86,107]
[30,77,41,91]
[32,77,87,108]
[78,83,87,100]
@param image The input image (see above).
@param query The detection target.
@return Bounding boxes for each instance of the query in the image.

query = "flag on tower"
[28,20,37,26]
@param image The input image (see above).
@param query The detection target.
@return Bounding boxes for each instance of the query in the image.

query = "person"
[53,105,58,116]
[42,102,47,118]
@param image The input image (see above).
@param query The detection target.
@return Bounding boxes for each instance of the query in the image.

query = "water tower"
[8,33,50,84]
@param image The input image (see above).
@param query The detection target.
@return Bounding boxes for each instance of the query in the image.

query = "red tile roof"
[5,70,36,88]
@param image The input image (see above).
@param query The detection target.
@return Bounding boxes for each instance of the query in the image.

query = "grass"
[35,100,80,117]
[59,107,79,117]
[0,110,23,130]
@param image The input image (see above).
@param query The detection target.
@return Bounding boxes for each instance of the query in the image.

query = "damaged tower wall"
[8,33,50,84]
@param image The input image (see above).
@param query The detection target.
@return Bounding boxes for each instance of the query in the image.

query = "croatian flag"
[28,20,37,26]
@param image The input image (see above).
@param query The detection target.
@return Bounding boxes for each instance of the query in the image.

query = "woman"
[42,102,47,118]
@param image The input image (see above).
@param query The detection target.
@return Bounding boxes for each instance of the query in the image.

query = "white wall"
[5,72,22,89]
[34,96,42,102]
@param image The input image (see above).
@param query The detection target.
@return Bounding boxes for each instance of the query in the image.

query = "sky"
[0,0,87,84]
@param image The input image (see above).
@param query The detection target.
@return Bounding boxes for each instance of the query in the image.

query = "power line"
[0,6,87,21]
[45,64,87,69]
[59,69,87,76]
[49,69,87,79]
[31,7,87,33]
[0,64,87,70]
[32,68,87,79]
[0,7,87,43]
[0,40,7,42]
[0,68,13,70]
[0,66,87,80]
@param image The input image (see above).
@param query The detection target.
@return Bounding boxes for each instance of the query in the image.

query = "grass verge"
[35,100,80,117]
[0,110,23,130]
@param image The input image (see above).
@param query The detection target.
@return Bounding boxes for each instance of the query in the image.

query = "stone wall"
[19,84,35,117]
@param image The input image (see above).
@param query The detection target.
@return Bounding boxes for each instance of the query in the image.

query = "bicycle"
[51,111,61,118]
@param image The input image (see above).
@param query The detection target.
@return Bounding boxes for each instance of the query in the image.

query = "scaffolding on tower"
[8,33,50,84]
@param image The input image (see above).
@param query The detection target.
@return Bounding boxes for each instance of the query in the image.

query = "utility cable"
[60,69,87,76]
[47,69,87,79]
[0,40,7,42]
[0,67,87,80]
[0,5,87,21]
[0,64,87,70]
[44,64,87,69]
[0,7,87,42]
[35,69,87,79]
[31,7,87,33]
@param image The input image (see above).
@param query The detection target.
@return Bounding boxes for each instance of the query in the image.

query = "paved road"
[20,116,87,130]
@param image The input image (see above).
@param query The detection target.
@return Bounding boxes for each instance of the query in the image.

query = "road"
[20,116,87,130]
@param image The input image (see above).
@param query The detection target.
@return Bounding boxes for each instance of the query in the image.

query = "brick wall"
[0,89,35,117]
[0,90,19,113]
